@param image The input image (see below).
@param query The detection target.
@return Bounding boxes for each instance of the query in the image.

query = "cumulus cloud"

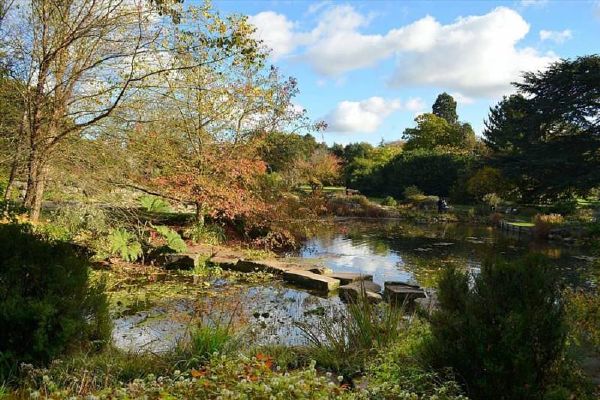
[325,97,419,134]
[388,7,557,96]
[450,92,475,105]
[249,5,556,97]
[539,29,573,43]
[248,11,299,59]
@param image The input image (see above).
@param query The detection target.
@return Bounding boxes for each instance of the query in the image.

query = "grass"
[295,288,405,376]
[506,221,535,227]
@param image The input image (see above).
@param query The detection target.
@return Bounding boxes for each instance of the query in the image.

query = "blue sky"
[212,0,600,145]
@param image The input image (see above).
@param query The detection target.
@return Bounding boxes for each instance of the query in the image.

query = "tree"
[3,0,261,221]
[260,132,321,173]
[292,148,341,191]
[72,6,321,224]
[484,55,600,201]
[403,113,476,152]
[432,92,458,124]
[466,166,507,201]
[382,149,472,198]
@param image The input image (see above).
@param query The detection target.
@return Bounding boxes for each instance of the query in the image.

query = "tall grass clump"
[296,288,404,375]
[0,224,110,381]
[424,255,575,399]
[532,213,564,238]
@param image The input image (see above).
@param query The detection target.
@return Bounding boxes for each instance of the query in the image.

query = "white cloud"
[404,97,426,112]
[325,97,419,134]
[388,7,557,96]
[249,6,556,97]
[450,92,475,105]
[539,29,572,43]
[248,11,299,60]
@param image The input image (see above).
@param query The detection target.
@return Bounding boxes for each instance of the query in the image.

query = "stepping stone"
[209,256,239,269]
[305,266,334,275]
[233,259,291,274]
[384,282,426,304]
[283,269,340,293]
[326,272,373,285]
[158,253,202,270]
[338,281,382,303]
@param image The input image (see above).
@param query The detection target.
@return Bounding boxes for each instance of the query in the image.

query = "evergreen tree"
[432,92,458,125]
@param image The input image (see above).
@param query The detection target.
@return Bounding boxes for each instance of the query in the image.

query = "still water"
[112,220,596,352]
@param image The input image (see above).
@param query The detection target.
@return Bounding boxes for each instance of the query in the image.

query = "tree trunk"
[3,159,18,202]
[23,151,48,222]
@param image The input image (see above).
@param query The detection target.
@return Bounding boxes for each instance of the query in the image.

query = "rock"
[415,290,438,313]
[282,269,340,292]
[158,253,201,270]
[209,256,239,269]
[338,281,382,303]
[384,281,426,304]
[326,272,373,285]
[232,259,291,274]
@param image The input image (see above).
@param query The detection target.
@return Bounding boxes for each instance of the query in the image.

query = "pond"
[111,220,597,353]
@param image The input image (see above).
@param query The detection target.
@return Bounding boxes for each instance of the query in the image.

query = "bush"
[381,196,397,207]
[533,213,564,238]
[425,256,568,399]
[548,197,578,216]
[184,221,226,245]
[0,224,110,380]
[139,195,171,213]
[403,185,423,199]
[107,228,143,262]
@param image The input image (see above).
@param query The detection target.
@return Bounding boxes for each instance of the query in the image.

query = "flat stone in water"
[338,281,382,303]
[384,282,426,304]
[327,272,373,285]
[282,269,340,292]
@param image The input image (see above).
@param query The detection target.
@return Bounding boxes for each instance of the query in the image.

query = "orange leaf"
[191,368,207,378]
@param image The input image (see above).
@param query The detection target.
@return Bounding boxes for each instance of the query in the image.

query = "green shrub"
[153,225,187,253]
[184,221,226,245]
[107,228,143,262]
[381,196,397,207]
[0,224,110,380]
[425,256,568,399]
[403,185,423,199]
[361,320,467,400]
[548,197,578,216]
[139,195,171,213]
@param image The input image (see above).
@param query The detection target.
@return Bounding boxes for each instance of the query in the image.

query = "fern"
[154,225,187,253]
[139,195,171,213]
[108,228,143,262]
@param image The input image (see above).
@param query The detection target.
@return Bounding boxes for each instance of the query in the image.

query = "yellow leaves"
[190,368,207,378]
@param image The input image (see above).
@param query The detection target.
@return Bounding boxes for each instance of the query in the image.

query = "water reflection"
[300,220,593,289]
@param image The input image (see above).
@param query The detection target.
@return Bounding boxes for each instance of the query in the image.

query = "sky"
[211,0,600,145]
